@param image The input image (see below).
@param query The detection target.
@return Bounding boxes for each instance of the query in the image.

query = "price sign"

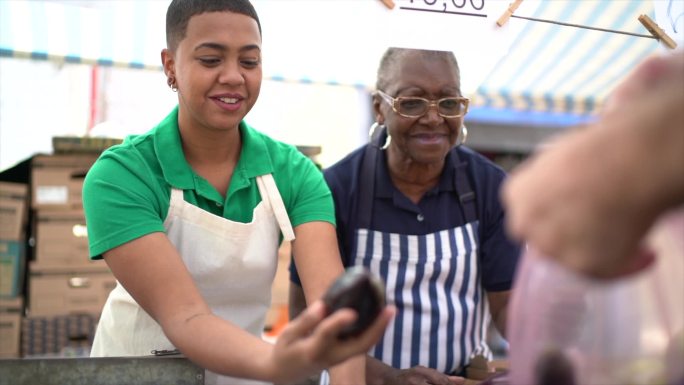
[256,0,539,95]
[653,0,683,49]
[375,0,540,95]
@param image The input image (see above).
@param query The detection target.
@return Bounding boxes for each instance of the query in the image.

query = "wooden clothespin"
[497,0,523,27]
[379,0,395,10]
[638,14,677,50]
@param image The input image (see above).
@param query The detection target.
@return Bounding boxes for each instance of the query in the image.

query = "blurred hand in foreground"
[502,50,684,278]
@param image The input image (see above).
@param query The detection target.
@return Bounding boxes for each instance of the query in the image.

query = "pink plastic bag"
[507,208,684,385]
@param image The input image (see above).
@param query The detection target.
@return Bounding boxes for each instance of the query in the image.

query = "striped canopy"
[0,0,167,70]
[470,0,668,123]
[0,0,674,124]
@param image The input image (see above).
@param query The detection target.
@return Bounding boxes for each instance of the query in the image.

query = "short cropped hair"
[375,48,461,93]
[166,0,262,51]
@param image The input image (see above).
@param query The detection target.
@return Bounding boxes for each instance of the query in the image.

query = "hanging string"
[510,15,656,40]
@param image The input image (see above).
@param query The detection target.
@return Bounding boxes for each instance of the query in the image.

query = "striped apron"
[355,140,491,375]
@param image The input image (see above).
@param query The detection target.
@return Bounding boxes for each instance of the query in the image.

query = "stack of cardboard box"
[2,142,320,357]
[22,153,116,357]
[0,182,29,358]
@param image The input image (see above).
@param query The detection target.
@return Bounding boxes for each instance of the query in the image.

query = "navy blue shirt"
[291,144,520,292]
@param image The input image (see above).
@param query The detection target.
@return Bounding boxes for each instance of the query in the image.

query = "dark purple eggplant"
[322,266,385,340]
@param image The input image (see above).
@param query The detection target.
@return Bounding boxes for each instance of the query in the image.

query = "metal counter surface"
[0,356,204,385]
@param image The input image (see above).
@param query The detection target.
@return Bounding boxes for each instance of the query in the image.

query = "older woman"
[291,47,520,384]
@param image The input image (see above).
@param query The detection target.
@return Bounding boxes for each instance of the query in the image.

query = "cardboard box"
[31,154,99,210]
[52,136,122,154]
[28,263,115,317]
[0,297,23,358]
[0,182,28,240]
[21,313,97,357]
[0,240,25,298]
[34,209,97,268]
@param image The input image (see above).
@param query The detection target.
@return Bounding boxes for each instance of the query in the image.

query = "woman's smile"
[211,94,244,112]
[410,132,449,145]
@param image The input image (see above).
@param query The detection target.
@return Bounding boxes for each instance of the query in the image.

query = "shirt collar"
[236,121,273,179]
[155,107,195,190]
[376,149,457,199]
[154,107,274,192]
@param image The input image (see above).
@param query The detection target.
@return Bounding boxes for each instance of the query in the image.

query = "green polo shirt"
[83,107,334,259]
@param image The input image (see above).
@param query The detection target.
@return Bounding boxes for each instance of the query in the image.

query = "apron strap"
[358,128,384,229]
[168,188,184,211]
[359,130,479,226]
[349,129,383,266]
[451,150,478,224]
[256,174,296,241]
[164,188,187,222]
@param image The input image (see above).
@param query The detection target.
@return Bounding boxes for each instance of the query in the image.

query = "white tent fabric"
[471,0,674,118]
[255,0,535,96]
[0,0,166,70]
[0,0,679,120]
[0,0,531,94]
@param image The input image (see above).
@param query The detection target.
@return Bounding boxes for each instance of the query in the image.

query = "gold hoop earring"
[457,125,468,146]
[381,134,391,150]
[368,122,381,141]
[167,76,178,92]
[369,122,392,150]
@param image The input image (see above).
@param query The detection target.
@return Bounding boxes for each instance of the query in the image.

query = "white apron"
[91,174,295,385]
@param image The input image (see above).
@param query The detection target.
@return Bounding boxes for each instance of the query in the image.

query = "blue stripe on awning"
[30,51,48,61]
[524,1,611,99]
[0,48,163,71]
[0,0,669,123]
[100,5,115,63]
[0,5,9,47]
[504,0,583,107]
[0,0,166,71]
[473,0,662,120]
[540,1,640,110]
[586,43,658,97]
[465,106,596,128]
[65,5,82,61]
[132,2,149,68]
[30,1,48,56]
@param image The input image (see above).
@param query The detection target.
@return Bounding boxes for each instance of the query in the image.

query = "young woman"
[82,1,392,384]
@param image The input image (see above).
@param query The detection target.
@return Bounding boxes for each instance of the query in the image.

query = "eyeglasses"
[376,90,469,119]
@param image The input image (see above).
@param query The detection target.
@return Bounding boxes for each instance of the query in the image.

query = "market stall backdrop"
[0,0,680,171]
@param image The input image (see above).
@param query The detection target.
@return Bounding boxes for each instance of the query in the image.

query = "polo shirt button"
[216,202,223,207]
[417,214,424,222]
